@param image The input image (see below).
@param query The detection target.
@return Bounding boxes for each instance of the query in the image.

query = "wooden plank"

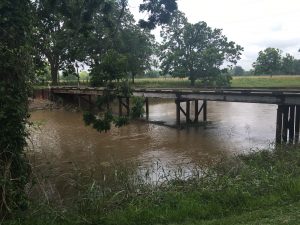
[194,100,199,122]
[145,97,149,120]
[186,101,190,123]
[282,106,289,143]
[295,106,300,143]
[203,100,207,122]
[289,106,295,143]
[176,99,180,127]
[276,105,283,144]
[126,97,130,117]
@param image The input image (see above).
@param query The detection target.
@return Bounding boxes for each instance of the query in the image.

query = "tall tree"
[0,0,32,216]
[281,53,296,75]
[33,0,104,84]
[231,66,245,76]
[253,47,282,76]
[120,26,155,83]
[160,12,243,86]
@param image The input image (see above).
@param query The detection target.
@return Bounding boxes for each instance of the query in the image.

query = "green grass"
[133,76,300,88]
[34,75,300,89]
[232,75,300,88]
[5,145,300,225]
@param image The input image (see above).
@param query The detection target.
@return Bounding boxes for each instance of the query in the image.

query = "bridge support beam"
[276,105,300,144]
[118,97,130,117]
[176,99,207,127]
[145,97,149,120]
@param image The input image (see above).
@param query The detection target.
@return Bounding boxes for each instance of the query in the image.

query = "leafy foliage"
[253,48,300,75]
[90,50,128,86]
[139,0,178,29]
[83,82,144,133]
[0,0,32,217]
[160,11,243,86]
[253,48,282,75]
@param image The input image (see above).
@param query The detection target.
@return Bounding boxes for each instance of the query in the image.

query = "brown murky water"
[29,100,277,193]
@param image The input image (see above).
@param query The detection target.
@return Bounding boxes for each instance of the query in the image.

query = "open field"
[34,75,300,89]
[6,146,300,225]
[231,75,300,88]
[133,75,300,88]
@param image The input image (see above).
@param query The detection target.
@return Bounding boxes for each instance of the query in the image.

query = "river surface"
[29,100,277,193]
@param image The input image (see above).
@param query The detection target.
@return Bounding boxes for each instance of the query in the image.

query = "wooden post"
[203,100,207,122]
[276,105,283,144]
[282,105,289,143]
[126,97,130,117]
[186,100,190,123]
[119,97,123,116]
[78,95,81,108]
[176,99,180,127]
[289,106,295,143]
[145,97,149,120]
[295,106,300,143]
[88,95,92,111]
[194,100,199,122]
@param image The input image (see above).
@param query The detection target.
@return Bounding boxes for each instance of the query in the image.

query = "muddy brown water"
[29,100,276,196]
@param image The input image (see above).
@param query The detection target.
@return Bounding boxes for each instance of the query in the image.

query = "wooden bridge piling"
[175,99,207,127]
[296,106,300,143]
[276,105,300,144]
[145,97,149,120]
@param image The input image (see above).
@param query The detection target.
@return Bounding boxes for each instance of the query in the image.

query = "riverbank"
[5,145,300,225]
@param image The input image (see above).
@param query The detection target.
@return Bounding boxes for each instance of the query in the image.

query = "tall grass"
[5,145,300,225]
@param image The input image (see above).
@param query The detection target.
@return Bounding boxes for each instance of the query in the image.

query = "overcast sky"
[128,0,300,70]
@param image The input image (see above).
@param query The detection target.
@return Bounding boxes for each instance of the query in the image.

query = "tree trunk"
[190,77,195,87]
[189,71,196,87]
[50,63,58,85]
[132,72,136,84]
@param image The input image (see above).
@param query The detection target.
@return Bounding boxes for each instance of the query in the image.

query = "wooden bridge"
[47,86,300,144]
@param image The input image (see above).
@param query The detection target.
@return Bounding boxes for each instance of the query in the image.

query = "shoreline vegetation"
[34,75,300,89]
[5,145,300,225]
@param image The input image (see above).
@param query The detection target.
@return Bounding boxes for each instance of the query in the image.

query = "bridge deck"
[51,86,300,105]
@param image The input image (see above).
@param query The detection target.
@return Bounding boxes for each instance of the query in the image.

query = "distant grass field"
[232,75,300,88]
[133,75,300,88]
[34,75,300,89]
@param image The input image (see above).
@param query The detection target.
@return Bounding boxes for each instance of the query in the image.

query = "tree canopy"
[160,12,243,86]
[253,47,300,75]
[253,48,282,76]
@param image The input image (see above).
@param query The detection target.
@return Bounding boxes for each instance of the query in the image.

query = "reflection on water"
[29,100,276,192]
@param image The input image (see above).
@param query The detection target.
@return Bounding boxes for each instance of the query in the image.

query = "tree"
[90,49,128,86]
[0,0,32,216]
[231,66,245,76]
[160,12,243,86]
[139,0,178,29]
[253,48,282,76]
[33,0,104,84]
[119,26,155,83]
[281,53,296,75]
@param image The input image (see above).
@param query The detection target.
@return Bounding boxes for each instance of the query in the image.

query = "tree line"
[33,1,243,87]
[253,47,300,76]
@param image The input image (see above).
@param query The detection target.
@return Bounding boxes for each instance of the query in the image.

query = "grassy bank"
[5,145,300,225]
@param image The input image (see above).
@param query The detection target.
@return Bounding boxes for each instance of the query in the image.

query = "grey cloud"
[252,38,300,51]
